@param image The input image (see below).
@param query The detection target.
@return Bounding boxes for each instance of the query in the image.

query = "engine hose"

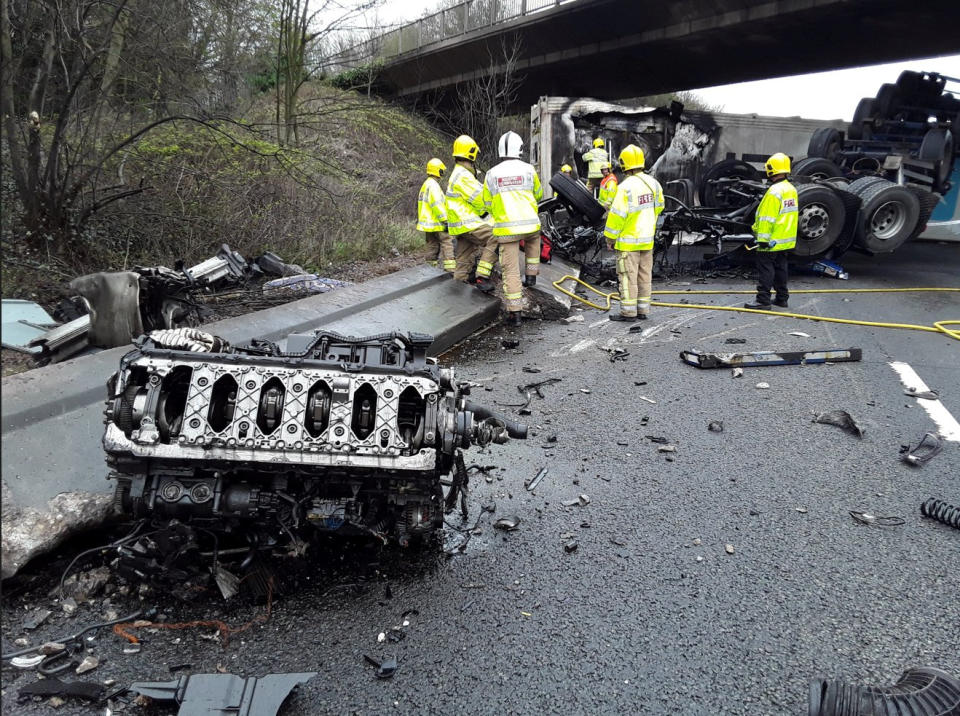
[463,400,528,439]
[920,498,960,530]
[551,276,960,341]
[809,667,960,716]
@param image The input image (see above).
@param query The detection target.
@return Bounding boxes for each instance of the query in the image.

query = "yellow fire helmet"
[600,161,612,171]
[426,158,446,178]
[560,164,573,173]
[765,152,791,177]
[452,135,480,161]
[618,144,645,171]
[593,137,605,148]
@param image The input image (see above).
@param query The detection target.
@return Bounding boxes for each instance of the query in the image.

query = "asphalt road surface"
[2,241,958,715]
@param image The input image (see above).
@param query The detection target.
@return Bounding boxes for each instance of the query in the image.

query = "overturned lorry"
[102,328,526,587]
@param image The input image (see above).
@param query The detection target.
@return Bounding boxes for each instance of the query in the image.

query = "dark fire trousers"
[755,250,790,304]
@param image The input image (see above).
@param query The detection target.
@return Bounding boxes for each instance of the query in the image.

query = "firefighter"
[744,153,797,309]
[581,138,608,195]
[446,135,496,284]
[560,164,573,176]
[416,158,455,272]
[603,144,664,322]
[480,130,543,326]
[597,161,618,210]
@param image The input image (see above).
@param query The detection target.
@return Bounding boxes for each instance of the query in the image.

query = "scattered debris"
[75,656,99,675]
[708,421,724,433]
[563,314,584,323]
[920,498,960,529]
[128,672,317,714]
[904,387,939,400]
[564,541,579,553]
[522,366,542,373]
[561,498,581,507]
[901,433,942,466]
[645,436,668,444]
[809,667,960,716]
[725,544,735,555]
[755,382,770,389]
[39,642,67,655]
[657,445,677,453]
[692,538,702,546]
[493,516,521,531]
[849,511,905,527]
[813,410,864,438]
[61,597,78,615]
[638,396,657,404]
[23,609,52,631]
[502,339,520,349]
[526,467,549,492]
[579,388,591,394]
[796,507,808,514]
[364,655,398,680]
[11,654,45,669]
[725,338,747,344]
[599,346,630,362]
[262,274,349,296]
[634,380,647,386]
[789,331,811,337]
[731,367,743,378]
[680,347,862,369]
[17,678,105,703]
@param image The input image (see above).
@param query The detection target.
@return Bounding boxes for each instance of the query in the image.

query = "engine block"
[103,330,525,546]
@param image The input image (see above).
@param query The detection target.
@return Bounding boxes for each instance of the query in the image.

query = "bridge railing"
[322,0,576,75]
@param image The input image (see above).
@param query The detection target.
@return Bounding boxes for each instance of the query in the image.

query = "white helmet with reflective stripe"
[498,131,523,159]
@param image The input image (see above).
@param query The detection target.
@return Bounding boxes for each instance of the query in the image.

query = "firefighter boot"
[506,311,522,327]
[474,276,496,294]
[523,275,537,287]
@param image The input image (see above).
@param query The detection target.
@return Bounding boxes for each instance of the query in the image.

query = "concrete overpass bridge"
[329,0,960,109]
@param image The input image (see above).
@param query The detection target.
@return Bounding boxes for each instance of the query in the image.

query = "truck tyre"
[846,176,887,195]
[896,70,923,100]
[874,83,901,119]
[548,172,605,224]
[697,159,760,209]
[918,128,955,192]
[852,180,921,254]
[807,128,843,162]
[847,98,875,140]
[793,157,844,180]
[793,184,846,257]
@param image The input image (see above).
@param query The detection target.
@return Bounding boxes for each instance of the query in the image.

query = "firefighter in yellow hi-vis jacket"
[416,158,455,272]
[446,135,495,284]
[603,145,664,322]
[597,161,618,210]
[582,138,608,195]
[744,153,798,310]
[480,131,543,327]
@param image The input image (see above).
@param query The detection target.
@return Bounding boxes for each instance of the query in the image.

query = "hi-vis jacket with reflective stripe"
[445,164,487,235]
[598,173,618,209]
[751,179,798,251]
[603,173,665,251]
[482,158,543,237]
[582,147,608,179]
[416,177,447,232]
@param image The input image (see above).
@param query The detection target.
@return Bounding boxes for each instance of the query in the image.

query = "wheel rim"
[799,203,830,239]
[870,200,906,240]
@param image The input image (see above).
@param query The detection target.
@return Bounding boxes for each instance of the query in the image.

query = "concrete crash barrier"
[1,266,500,579]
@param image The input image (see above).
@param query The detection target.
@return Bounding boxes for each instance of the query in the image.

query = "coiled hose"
[921,498,960,530]
[809,667,960,716]
[463,400,528,439]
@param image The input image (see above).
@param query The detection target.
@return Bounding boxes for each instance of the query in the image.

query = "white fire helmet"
[497,131,523,159]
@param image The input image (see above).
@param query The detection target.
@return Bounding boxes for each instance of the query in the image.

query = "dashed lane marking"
[889,361,960,442]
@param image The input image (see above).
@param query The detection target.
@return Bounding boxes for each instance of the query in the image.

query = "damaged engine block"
[103,331,526,549]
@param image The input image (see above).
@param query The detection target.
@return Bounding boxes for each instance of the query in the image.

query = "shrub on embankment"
[1,83,447,301]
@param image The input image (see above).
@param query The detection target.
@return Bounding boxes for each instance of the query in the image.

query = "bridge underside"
[376,0,960,111]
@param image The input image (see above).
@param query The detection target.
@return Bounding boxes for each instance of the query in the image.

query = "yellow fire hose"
[550,276,960,341]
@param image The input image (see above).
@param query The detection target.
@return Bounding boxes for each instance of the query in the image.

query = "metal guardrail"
[322,0,578,74]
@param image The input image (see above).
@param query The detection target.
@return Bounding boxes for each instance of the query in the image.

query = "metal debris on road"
[755,382,770,389]
[849,511,905,527]
[725,544,735,554]
[680,347,862,369]
[904,387,939,400]
[17,678,105,703]
[75,655,98,674]
[23,610,52,631]
[11,654,45,669]
[708,421,724,433]
[579,388,591,394]
[646,436,668,444]
[502,338,520,349]
[526,467,549,492]
[732,367,743,378]
[128,672,317,714]
[901,433,943,466]
[796,507,808,514]
[599,346,630,362]
[920,498,960,529]
[364,655,398,680]
[564,541,579,553]
[493,516,521,531]
[657,445,676,453]
[725,338,747,344]
[564,314,584,323]
[522,366,542,373]
[638,396,657,404]
[813,410,864,438]
[789,331,811,337]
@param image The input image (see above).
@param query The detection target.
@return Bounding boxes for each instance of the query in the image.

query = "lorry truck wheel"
[847,98,875,140]
[548,172,605,224]
[852,180,921,254]
[806,129,843,163]
[697,159,759,209]
[846,176,887,195]
[793,157,844,180]
[918,128,955,192]
[793,184,845,257]
[874,83,901,119]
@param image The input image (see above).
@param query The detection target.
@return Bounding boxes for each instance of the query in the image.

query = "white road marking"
[570,338,596,353]
[889,361,960,442]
